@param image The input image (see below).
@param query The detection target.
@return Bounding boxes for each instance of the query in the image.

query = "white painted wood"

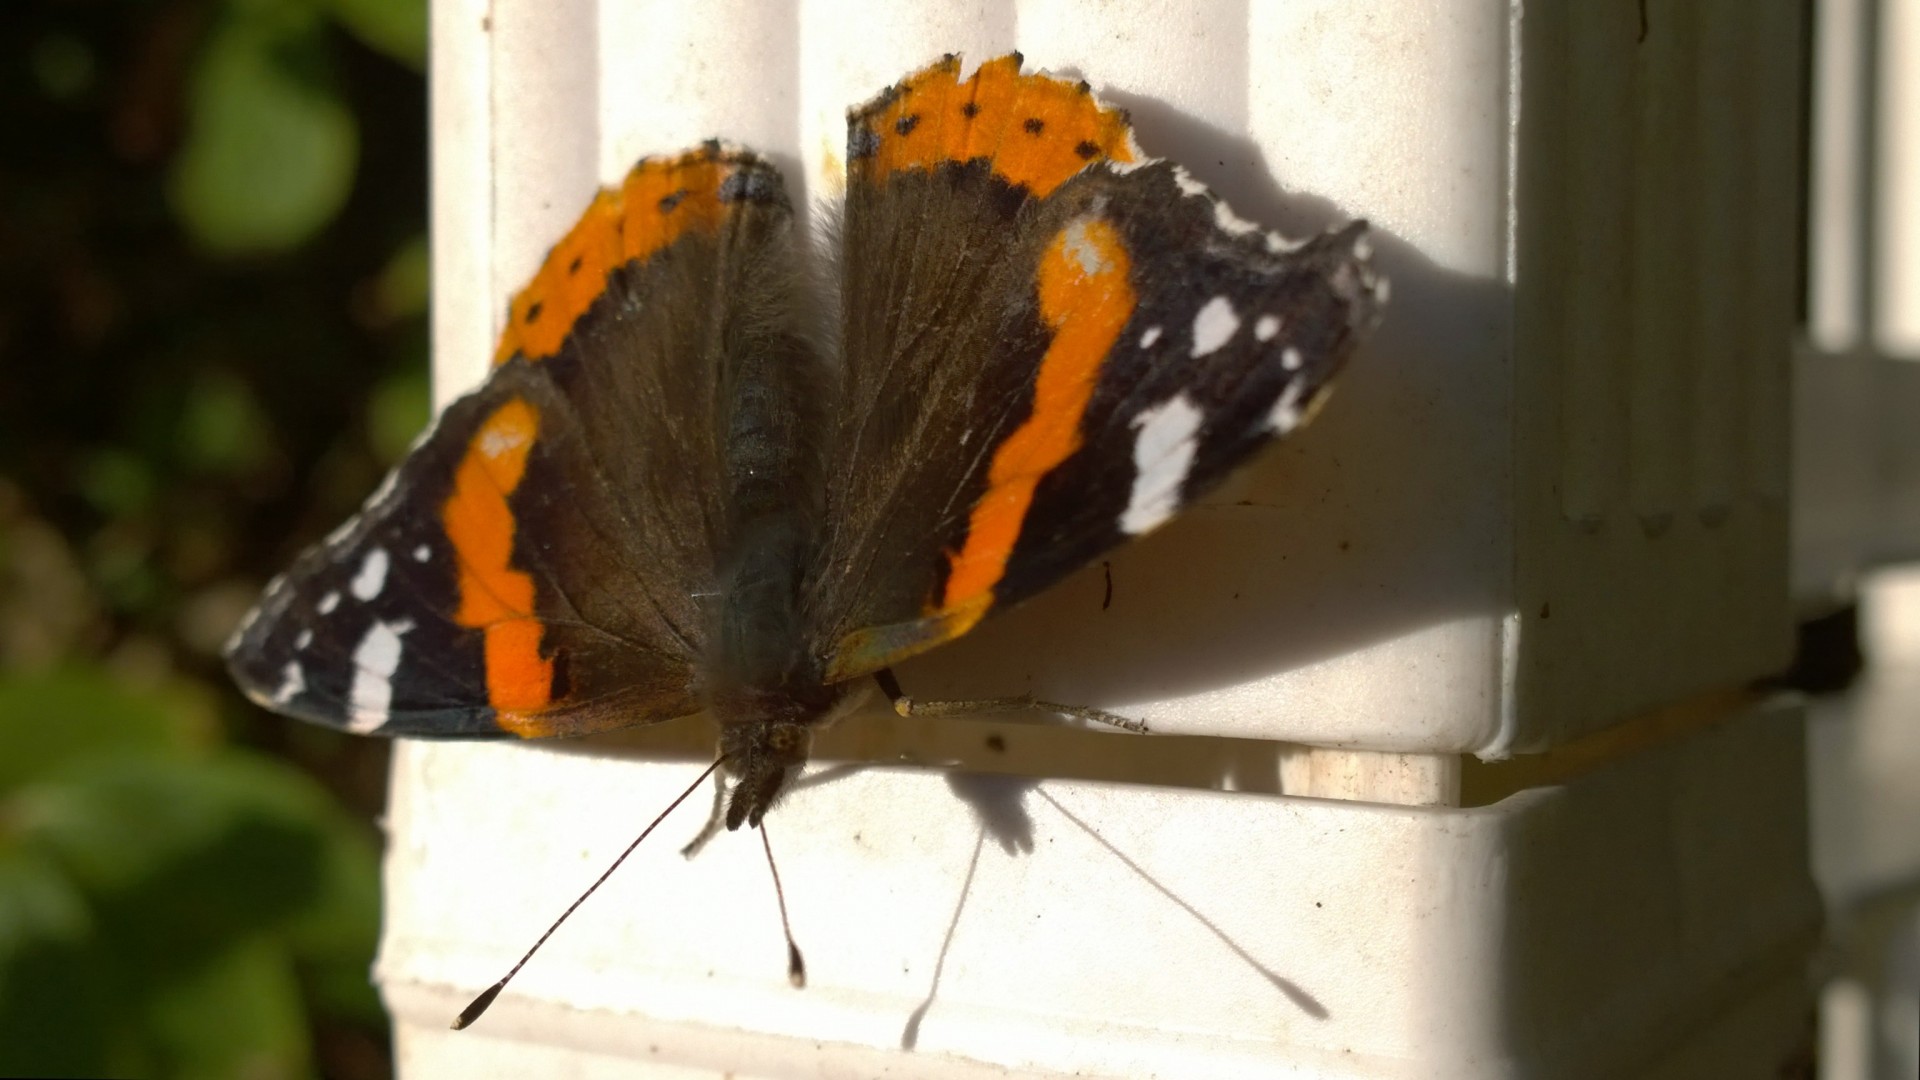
[1882,0,1920,354]
[382,700,1815,1078]
[1505,0,1800,754]
[424,0,1802,756]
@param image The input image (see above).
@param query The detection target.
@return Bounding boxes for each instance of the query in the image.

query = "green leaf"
[284,802,383,1023]
[144,939,312,1080]
[180,370,277,475]
[0,670,200,792]
[20,757,330,937]
[74,446,157,517]
[170,14,358,255]
[30,33,97,102]
[326,0,427,69]
[0,845,91,959]
[375,232,431,320]
[367,364,430,465]
[0,845,142,1077]
[2,750,380,1074]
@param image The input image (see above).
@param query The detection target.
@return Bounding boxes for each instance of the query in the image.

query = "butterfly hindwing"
[987,164,1380,604]
[228,143,808,738]
[813,54,1384,680]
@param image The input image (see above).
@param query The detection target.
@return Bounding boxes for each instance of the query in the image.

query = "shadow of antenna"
[900,826,988,1050]
[1038,790,1330,1020]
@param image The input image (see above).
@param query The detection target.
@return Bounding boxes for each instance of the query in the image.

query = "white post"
[383,3,1821,1076]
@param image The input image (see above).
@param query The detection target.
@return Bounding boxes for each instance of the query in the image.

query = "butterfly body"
[227,54,1384,835]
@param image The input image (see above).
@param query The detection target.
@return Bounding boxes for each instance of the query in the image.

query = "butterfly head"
[712,675,873,829]
[719,717,813,830]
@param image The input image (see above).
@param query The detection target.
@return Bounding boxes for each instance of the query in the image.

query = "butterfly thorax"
[702,484,843,829]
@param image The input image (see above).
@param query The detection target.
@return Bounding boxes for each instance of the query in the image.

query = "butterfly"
[225,51,1384,1018]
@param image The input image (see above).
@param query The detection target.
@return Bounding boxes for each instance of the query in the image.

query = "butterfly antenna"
[452,757,726,1030]
[761,821,807,988]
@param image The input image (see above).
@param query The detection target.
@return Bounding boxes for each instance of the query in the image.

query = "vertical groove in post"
[430,0,499,403]
[597,3,803,209]
[1627,0,1696,536]
[1745,1,1808,504]
[1855,0,1885,346]
[1559,1,1636,527]
[1690,2,1746,524]
[487,0,600,336]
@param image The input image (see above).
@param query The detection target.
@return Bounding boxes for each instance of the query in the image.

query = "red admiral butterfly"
[226,53,1384,1024]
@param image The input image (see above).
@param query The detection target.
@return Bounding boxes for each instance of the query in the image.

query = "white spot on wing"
[317,591,340,614]
[1121,394,1205,535]
[1269,380,1307,433]
[1060,218,1114,276]
[1139,325,1162,349]
[295,629,312,650]
[1282,346,1303,371]
[1212,200,1259,236]
[351,547,390,601]
[412,544,431,562]
[1191,296,1240,358]
[1171,166,1208,197]
[1255,314,1282,342]
[1266,231,1306,254]
[479,425,528,460]
[273,661,305,705]
[346,619,410,734]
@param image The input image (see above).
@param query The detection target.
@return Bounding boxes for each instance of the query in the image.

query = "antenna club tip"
[453,983,505,1030]
[788,944,807,988]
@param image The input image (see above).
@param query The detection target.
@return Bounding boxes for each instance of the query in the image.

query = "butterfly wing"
[228,143,805,738]
[810,55,1385,681]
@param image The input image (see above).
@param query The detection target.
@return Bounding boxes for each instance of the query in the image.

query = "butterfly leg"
[679,764,729,858]
[871,669,1150,734]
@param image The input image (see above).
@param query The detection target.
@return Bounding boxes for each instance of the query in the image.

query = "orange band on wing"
[443,397,555,728]
[851,54,1137,197]
[940,218,1135,611]
[493,147,739,365]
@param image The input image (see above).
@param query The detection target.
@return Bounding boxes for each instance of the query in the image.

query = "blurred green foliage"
[0,671,382,1077]
[3,0,431,1076]
[171,9,361,256]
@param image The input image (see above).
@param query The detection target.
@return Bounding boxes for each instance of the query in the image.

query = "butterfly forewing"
[227,144,808,739]
[811,55,1384,681]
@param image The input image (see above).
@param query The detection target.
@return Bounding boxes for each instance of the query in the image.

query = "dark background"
[2,2,430,1075]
